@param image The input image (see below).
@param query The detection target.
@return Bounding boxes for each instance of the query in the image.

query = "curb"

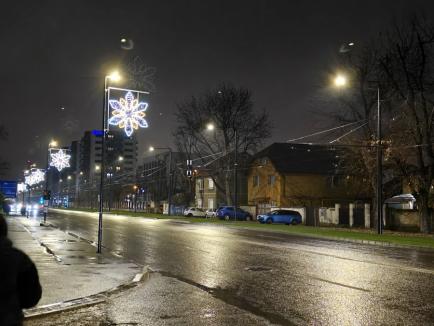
[24,265,151,319]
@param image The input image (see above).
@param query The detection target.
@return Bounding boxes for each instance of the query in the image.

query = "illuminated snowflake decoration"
[108,91,148,137]
[50,149,71,171]
[25,169,45,186]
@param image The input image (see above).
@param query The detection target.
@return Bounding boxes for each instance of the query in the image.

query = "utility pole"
[97,76,108,254]
[376,87,383,234]
[234,129,238,221]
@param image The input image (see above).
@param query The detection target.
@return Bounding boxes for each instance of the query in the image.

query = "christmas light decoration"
[108,91,148,137]
[50,149,71,171]
[25,169,45,186]
[17,182,27,192]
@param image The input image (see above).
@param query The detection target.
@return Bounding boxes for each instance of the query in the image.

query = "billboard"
[0,180,18,198]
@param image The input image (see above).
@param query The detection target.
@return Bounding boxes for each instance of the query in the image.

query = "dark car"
[216,206,252,221]
[257,210,302,225]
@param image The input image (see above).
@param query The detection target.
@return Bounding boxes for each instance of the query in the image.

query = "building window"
[208,178,214,189]
[268,175,276,185]
[197,178,204,190]
[253,175,259,187]
[197,198,202,208]
[208,198,214,209]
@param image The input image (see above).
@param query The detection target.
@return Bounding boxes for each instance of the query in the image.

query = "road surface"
[35,210,434,325]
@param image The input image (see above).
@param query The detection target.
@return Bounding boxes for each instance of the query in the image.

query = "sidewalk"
[6,216,143,317]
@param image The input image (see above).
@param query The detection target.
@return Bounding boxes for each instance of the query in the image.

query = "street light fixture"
[97,70,122,254]
[206,123,215,131]
[49,140,58,148]
[333,74,348,88]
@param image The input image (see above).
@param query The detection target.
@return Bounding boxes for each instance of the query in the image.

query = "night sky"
[1,0,433,180]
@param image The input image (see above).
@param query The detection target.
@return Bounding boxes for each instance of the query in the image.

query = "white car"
[183,207,206,217]
[205,208,217,218]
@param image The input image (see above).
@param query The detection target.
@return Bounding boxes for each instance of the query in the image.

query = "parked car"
[216,206,253,221]
[183,207,206,217]
[257,210,302,225]
[205,208,217,218]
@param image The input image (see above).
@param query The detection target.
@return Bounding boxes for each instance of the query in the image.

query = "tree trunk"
[224,170,232,205]
[417,193,432,233]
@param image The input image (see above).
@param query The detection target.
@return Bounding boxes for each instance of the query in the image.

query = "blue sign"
[92,129,104,137]
[0,180,17,198]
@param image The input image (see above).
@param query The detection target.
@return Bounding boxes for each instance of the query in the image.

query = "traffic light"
[43,190,51,200]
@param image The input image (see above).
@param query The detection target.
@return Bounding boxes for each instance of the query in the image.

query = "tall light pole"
[43,139,58,225]
[333,73,383,234]
[149,146,173,215]
[376,87,383,234]
[205,123,238,220]
[97,71,121,254]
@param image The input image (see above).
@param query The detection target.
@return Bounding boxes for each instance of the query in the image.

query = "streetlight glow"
[107,71,121,82]
[206,123,215,131]
[118,156,124,161]
[49,140,58,148]
[334,74,347,87]
[149,146,155,152]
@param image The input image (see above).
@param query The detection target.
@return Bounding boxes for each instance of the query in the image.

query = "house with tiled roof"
[248,143,371,225]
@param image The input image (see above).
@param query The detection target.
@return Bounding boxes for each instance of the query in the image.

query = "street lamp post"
[43,140,58,224]
[333,74,383,234]
[206,123,239,220]
[234,129,238,221]
[97,71,121,254]
[376,87,383,235]
[149,146,173,215]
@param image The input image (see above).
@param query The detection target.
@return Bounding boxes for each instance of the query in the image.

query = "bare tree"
[331,16,434,232]
[378,17,434,233]
[174,83,271,205]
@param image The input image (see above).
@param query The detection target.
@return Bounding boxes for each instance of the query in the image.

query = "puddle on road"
[244,266,273,272]
[156,270,303,325]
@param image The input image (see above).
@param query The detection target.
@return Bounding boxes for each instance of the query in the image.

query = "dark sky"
[1,0,433,180]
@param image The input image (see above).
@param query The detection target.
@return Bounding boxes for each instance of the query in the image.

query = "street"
[34,210,434,325]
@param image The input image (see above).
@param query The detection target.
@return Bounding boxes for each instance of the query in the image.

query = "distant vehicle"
[10,201,23,215]
[183,207,206,217]
[257,210,302,225]
[25,202,44,216]
[216,206,252,221]
[205,208,217,218]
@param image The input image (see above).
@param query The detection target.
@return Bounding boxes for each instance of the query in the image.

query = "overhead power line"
[286,120,367,143]
[329,122,368,144]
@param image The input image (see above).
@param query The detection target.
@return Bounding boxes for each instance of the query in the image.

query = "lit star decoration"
[50,149,71,171]
[108,91,148,137]
[25,169,45,186]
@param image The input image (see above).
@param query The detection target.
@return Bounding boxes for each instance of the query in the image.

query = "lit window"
[208,178,214,189]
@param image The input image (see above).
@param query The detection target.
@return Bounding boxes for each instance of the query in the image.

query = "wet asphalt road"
[46,210,434,325]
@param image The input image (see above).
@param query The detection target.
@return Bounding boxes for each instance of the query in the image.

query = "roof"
[253,143,343,175]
